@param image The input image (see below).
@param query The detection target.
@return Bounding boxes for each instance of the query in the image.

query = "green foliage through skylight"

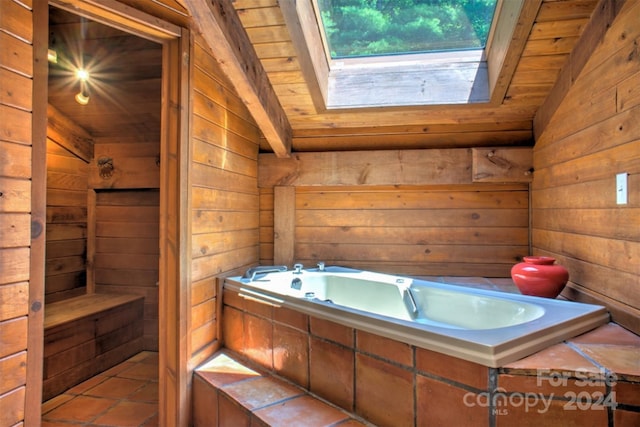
[318,0,498,58]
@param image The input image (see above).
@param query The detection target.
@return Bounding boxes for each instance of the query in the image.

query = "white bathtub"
[224,266,609,367]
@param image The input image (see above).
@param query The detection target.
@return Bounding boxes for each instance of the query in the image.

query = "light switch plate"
[616,173,628,205]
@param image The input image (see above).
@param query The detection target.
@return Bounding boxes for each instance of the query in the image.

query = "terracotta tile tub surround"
[205,267,640,427]
[225,266,609,367]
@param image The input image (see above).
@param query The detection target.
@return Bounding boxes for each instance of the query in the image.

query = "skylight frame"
[282,0,526,110]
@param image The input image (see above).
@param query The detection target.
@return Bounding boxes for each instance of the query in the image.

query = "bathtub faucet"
[293,263,304,274]
[317,261,325,271]
[243,265,287,281]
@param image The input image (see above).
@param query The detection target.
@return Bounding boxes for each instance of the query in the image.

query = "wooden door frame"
[32,2,190,424]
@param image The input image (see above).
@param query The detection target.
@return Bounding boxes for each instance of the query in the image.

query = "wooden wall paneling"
[1,248,38,285]
[258,148,531,276]
[190,295,216,351]
[0,177,31,213]
[0,282,29,321]
[190,276,217,359]
[533,143,639,190]
[191,51,260,128]
[0,104,32,146]
[536,69,623,150]
[0,213,31,248]
[291,186,528,277]
[0,351,27,396]
[0,140,31,179]
[533,0,629,139]
[0,0,43,423]
[533,229,638,277]
[191,229,258,259]
[0,67,32,110]
[47,104,94,162]
[191,91,262,143]
[532,0,640,333]
[187,33,262,374]
[89,142,161,189]
[534,104,640,171]
[0,387,25,427]
[617,71,640,112]
[94,189,160,350]
[0,317,28,359]
[182,0,292,157]
[190,116,259,162]
[0,31,33,77]
[45,138,89,302]
[295,184,528,208]
[0,0,32,40]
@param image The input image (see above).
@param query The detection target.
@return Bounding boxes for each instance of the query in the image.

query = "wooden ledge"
[44,293,144,330]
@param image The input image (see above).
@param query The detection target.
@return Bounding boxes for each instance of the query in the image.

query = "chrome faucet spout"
[243,265,287,281]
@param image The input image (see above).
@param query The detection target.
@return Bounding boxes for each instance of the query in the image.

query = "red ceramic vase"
[511,256,569,298]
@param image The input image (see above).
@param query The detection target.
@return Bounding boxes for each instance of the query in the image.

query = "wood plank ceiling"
[229,0,598,153]
[47,0,599,153]
[47,6,163,142]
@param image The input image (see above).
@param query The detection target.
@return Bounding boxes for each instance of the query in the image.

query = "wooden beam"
[472,147,533,183]
[259,149,473,188]
[25,1,47,424]
[533,0,627,139]
[273,186,295,266]
[47,104,94,162]
[183,0,292,158]
[49,0,182,41]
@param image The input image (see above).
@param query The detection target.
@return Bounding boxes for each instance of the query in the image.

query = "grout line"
[42,352,159,426]
[564,341,608,372]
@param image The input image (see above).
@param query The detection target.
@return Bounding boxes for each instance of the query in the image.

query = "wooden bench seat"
[193,350,371,427]
[43,293,144,401]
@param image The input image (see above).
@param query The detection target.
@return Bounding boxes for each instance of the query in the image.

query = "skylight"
[317,0,498,59]
[285,0,519,109]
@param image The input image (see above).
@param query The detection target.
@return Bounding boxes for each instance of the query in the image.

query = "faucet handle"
[293,263,304,274]
[317,261,325,271]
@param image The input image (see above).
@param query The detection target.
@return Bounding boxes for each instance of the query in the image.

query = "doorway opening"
[35,2,188,423]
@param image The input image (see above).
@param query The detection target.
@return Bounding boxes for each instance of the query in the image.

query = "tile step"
[193,350,372,427]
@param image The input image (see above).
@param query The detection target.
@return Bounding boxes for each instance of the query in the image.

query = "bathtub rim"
[223,269,609,367]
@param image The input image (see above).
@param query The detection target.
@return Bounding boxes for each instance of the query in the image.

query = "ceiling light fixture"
[47,49,58,64]
[75,90,90,105]
[74,68,91,105]
[75,68,90,81]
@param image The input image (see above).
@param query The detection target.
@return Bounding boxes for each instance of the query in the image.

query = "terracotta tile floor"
[42,351,159,427]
